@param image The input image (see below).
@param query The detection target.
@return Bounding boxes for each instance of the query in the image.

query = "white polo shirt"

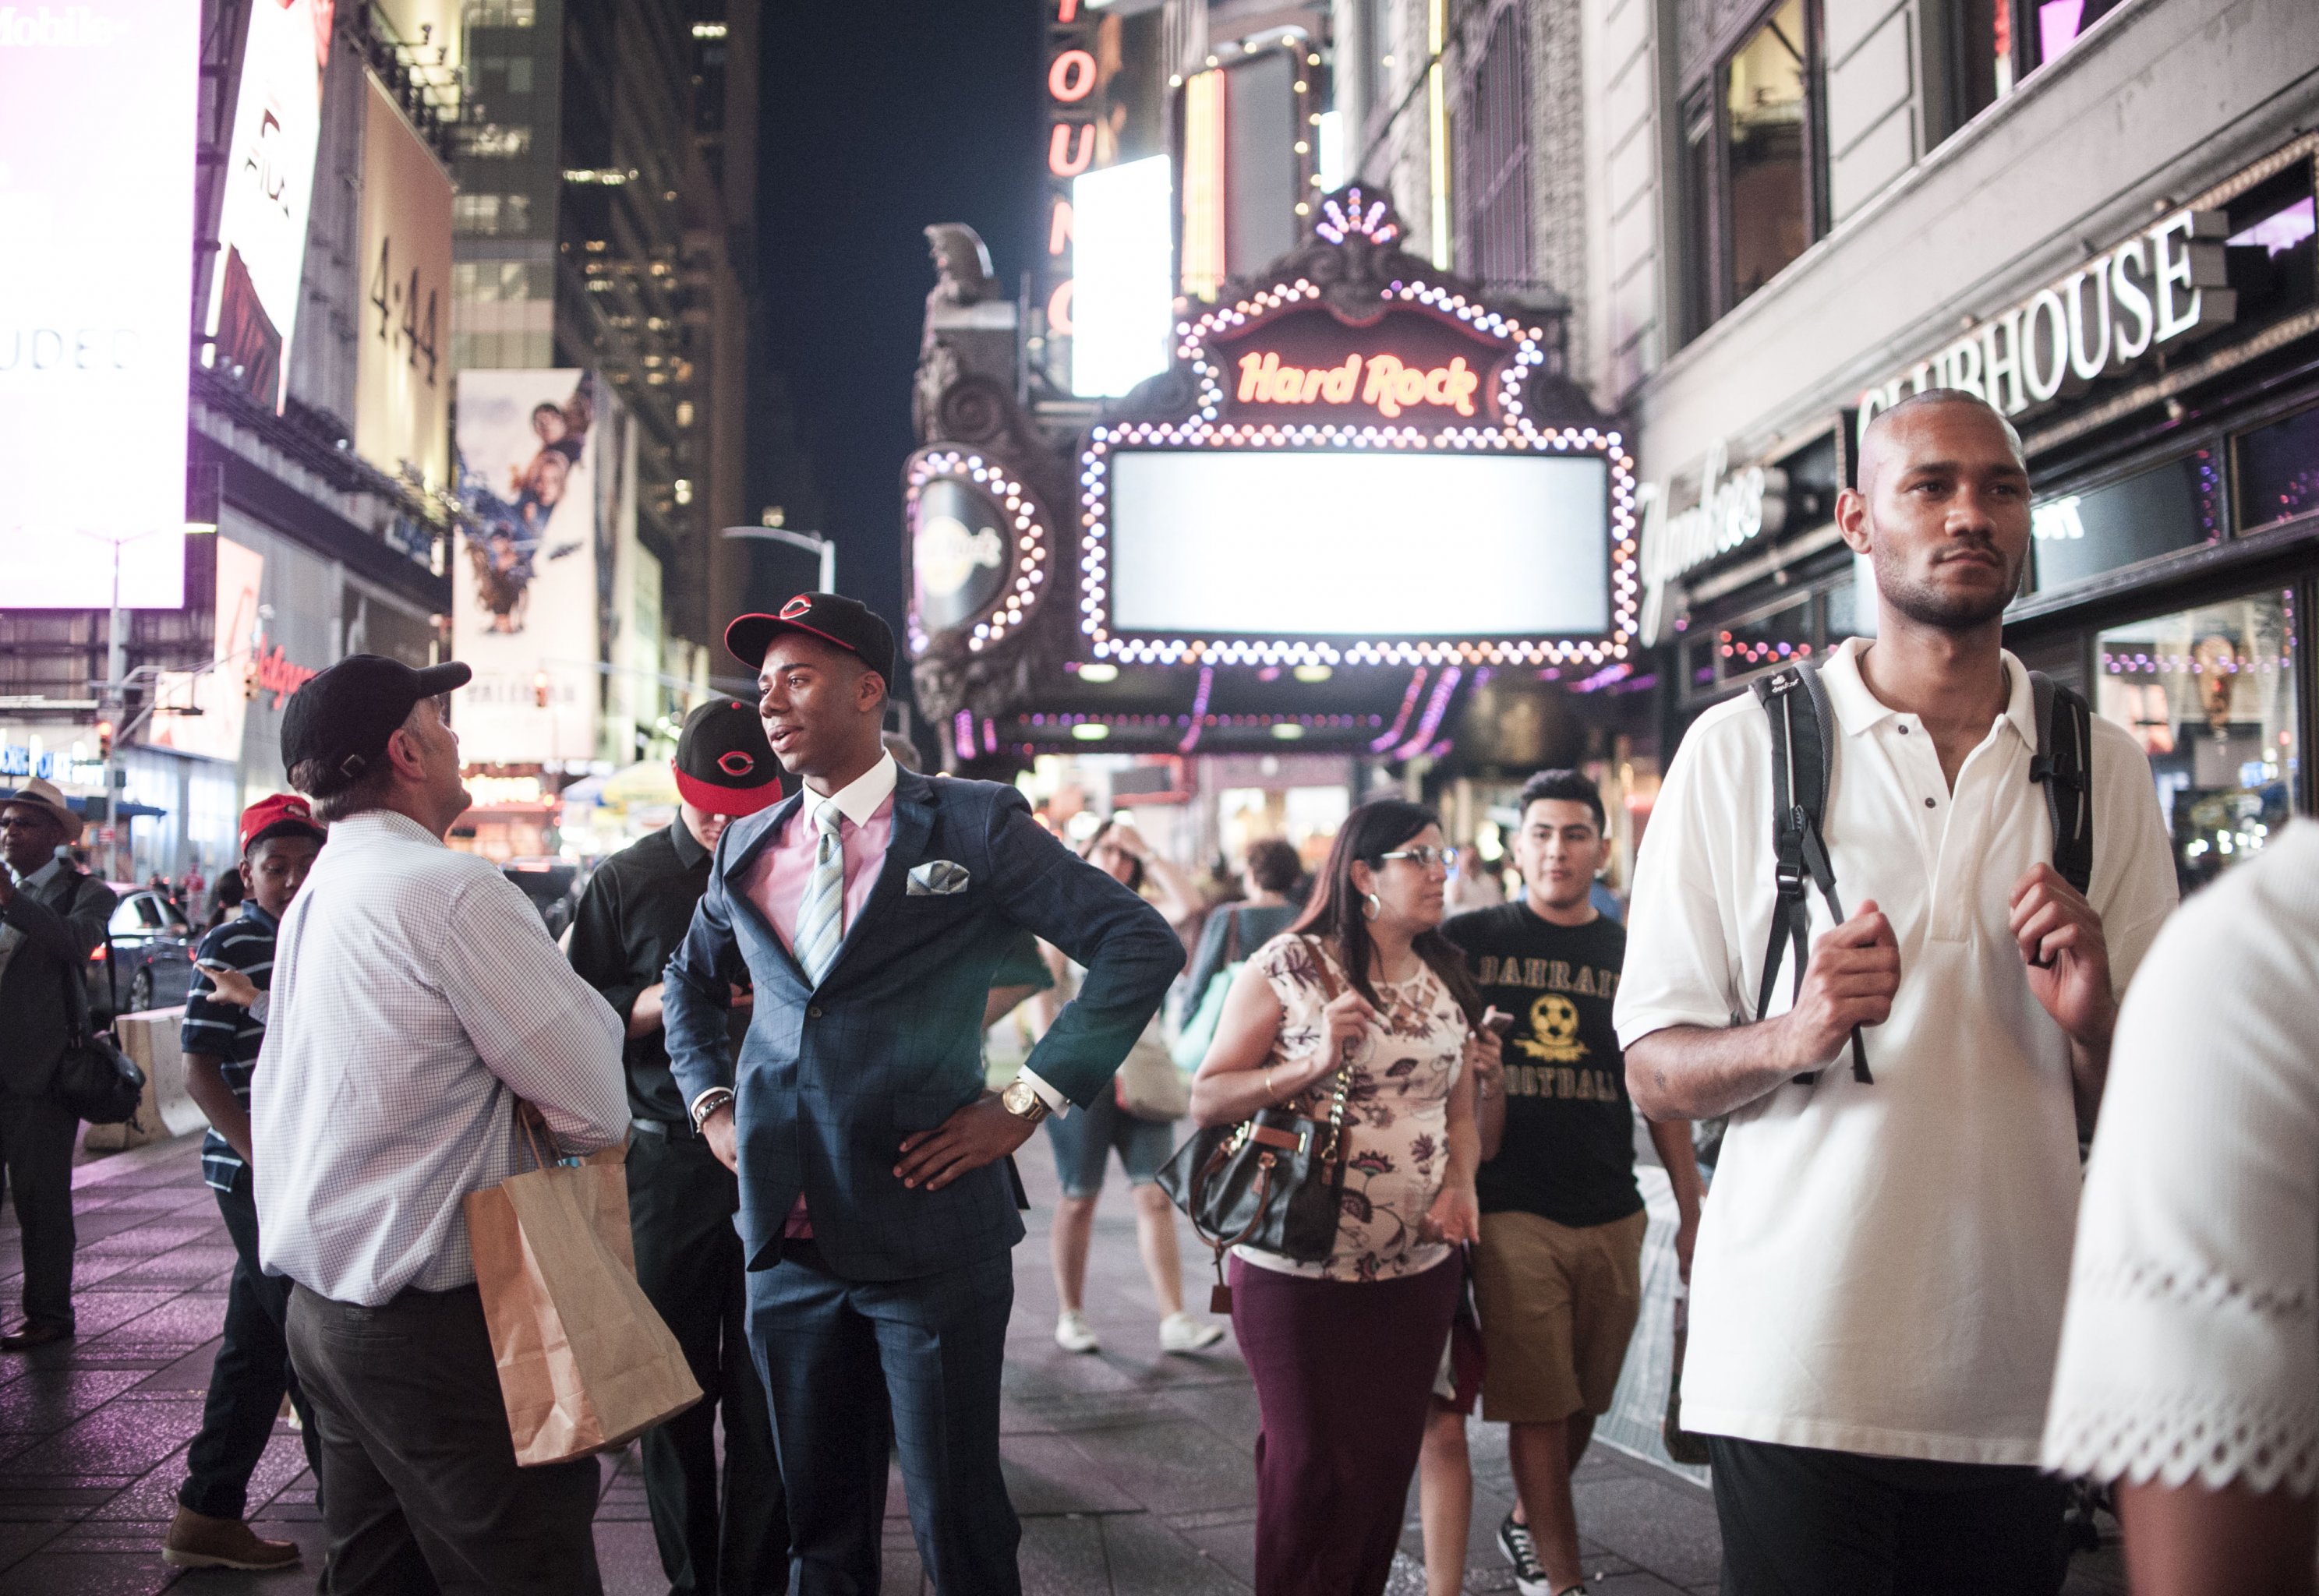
[1614,637,2177,1465]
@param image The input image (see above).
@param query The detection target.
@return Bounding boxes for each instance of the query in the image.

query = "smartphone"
[195,959,231,976]
[1481,1007,1515,1036]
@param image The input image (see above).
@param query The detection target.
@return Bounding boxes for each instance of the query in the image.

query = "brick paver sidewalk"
[0,1132,2128,1594]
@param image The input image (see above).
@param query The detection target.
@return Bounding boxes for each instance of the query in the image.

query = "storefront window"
[2096,590,2300,895]
[1717,596,1813,680]
[2030,450,2220,594]
[2236,404,2319,532]
[1725,0,1810,308]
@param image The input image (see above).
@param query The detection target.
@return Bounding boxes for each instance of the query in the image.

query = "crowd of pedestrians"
[0,389,2312,1595]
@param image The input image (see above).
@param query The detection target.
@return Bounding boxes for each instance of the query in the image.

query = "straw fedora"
[0,776,85,843]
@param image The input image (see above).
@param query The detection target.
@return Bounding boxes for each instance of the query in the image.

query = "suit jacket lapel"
[722,796,808,986]
[825,772,934,985]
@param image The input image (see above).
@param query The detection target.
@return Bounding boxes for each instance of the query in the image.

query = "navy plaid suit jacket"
[663,768,1182,1281]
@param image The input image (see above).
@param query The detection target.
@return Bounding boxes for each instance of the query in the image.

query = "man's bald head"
[1837,387,2033,635]
[1857,389,2025,500]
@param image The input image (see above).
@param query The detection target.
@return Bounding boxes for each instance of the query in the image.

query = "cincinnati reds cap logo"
[779,596,813,620]
[716,750,757,778]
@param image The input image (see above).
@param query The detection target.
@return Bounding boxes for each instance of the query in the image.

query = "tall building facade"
[449,0,759,669]
[1363,0,2319,896]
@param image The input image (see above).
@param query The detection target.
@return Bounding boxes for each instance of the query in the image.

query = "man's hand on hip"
[894,1093,1038,1192]
[702,1102,740,1173]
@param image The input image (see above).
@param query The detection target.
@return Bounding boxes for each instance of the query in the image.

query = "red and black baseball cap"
[239,793,325,855]
[673,699,786,817]
[725,592,895,687]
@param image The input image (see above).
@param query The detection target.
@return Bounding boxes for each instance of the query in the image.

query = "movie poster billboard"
[352,72,453,489]
[0,0,199,608]
[203,0,332,414]
[453,369,603,764]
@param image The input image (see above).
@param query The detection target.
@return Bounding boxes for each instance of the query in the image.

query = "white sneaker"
[1159,1312,1225,1354]
[1055,1309,1099,1353]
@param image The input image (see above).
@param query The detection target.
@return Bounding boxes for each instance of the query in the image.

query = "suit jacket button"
[807,1005,823,1019]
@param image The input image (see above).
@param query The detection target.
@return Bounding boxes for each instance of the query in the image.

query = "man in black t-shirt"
[1444,770,1703,1596]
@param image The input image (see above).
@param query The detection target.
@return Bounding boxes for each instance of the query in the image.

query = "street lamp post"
[720,524,836,594]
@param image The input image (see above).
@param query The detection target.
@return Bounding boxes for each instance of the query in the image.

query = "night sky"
[748,1,1044,714]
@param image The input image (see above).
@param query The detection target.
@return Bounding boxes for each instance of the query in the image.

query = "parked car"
[101,885,197,1015]
[500,858,582,941]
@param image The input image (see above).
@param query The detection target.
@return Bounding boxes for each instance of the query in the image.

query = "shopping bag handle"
[512,1097,571,1171]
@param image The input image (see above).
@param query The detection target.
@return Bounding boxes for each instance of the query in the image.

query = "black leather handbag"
[1156,937,1354,1312]
[51,937,145,1125]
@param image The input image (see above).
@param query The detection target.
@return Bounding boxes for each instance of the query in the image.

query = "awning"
[0,789,166,821]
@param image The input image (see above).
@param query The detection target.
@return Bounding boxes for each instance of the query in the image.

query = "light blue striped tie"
[793,800,846,986]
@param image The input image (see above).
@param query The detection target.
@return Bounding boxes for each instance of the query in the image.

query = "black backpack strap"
[1752,664,1872,1086]
[2027,672,2095,899]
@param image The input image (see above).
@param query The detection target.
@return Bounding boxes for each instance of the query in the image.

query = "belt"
[631,1116,698,1142]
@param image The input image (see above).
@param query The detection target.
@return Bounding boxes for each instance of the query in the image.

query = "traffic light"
[532,671,550,709]
[95,720,113,759]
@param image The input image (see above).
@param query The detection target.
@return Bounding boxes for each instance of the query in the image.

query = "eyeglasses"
[1378,846,1458,872]
[0,814,54,832]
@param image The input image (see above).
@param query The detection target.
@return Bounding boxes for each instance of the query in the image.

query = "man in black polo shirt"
[1444,769,1704,1596]
[569,700,790,1595]
[164,794,327,1572]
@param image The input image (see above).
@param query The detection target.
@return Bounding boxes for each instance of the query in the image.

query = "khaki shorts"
[1472,1207,1647,1425]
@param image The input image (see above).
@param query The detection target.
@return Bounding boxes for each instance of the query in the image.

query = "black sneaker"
[1498,1512,1553,1596]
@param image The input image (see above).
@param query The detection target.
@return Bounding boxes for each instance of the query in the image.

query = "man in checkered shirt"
[162,794,327,1573]
[253,655,630,1594]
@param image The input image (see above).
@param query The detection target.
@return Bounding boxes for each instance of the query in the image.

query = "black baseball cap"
[281,654,472,799]
[673,698,786,816]
[726,592,895,687]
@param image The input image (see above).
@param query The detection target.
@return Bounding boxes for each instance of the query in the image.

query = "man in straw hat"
[0,776,116,1351]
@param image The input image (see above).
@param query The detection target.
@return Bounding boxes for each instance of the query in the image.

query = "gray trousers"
[287,1281,603,1594]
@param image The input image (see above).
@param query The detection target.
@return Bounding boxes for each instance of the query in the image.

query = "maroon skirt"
[1229,1252,1462,1596]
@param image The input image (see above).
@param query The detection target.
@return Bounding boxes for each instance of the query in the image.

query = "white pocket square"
[907,860,971,895]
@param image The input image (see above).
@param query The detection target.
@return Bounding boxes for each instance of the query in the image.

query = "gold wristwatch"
[999,1077,1051,1125]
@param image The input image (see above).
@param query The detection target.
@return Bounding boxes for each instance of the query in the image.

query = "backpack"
[1751,662,2093,1086]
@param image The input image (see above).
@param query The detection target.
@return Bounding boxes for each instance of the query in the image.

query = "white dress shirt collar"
[325,808,449,849]
[803,751,898,831]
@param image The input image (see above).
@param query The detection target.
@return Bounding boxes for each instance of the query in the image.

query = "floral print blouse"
[1234,934,1468,1283]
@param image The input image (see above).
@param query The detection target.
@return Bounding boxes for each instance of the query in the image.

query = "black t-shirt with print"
[1443,904,1639,1228]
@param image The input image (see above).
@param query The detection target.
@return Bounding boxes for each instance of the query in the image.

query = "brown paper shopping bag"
[464,1101,702,1466]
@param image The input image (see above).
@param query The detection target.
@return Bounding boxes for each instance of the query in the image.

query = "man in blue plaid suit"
[664,594,1182,1596]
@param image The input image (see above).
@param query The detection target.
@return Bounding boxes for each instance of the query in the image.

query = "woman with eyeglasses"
[1189,798,1500,1596]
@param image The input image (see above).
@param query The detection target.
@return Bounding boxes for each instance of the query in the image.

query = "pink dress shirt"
[741,775,896,961]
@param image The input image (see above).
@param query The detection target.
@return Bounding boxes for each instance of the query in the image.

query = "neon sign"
[903,450,1055,658]
[1234,351,1481,418]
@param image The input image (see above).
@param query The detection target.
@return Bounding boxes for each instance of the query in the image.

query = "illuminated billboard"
[453,370,603,764]
[352,72,453,489]
[0,0,198,609]
[1072,154,1173,398]
[150,537,266,764]
[1079,188,1639,669]
[203,0,332,414]
[1110,451,1610,637]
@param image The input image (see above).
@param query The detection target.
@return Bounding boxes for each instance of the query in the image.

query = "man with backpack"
[1616,390,2178,1594]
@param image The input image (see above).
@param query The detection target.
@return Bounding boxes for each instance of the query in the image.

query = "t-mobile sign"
[0,2,199,609]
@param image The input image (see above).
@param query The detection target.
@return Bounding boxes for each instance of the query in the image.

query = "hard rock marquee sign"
[900,187,1639,743]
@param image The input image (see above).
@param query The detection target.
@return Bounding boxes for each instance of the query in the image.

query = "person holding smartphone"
[163,795,327,1573]
[1433,770,1703,1596]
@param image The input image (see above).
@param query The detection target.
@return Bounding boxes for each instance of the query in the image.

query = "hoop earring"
[1363,892,1382,921]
